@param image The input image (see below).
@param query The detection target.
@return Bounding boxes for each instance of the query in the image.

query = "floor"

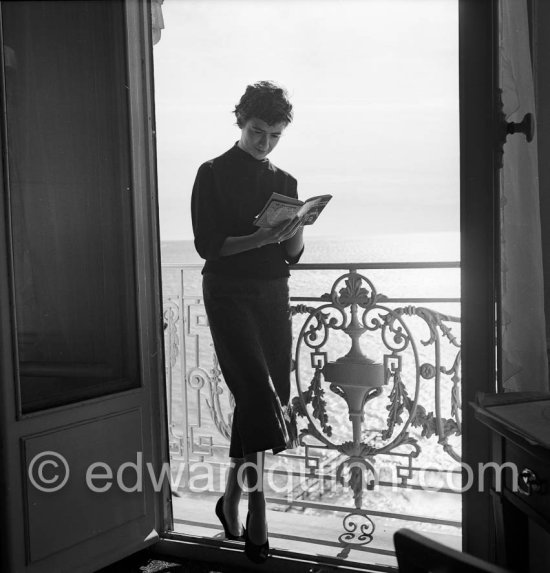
[170,491,461,570]
[96,550,240,573]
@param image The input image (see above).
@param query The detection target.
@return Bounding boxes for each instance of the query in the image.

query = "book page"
[254,193,331,228]
[297,195,332,225]
[264,203,299,227]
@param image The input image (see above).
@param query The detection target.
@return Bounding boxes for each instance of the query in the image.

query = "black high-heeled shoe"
[215,496,244,541]
[244,512,270,563]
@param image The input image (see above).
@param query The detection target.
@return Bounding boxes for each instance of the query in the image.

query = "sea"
[160,231,461,307]
[161,231,460,266]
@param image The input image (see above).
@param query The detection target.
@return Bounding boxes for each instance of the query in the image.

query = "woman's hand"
[218,217,303,257]
[254,216,303,248]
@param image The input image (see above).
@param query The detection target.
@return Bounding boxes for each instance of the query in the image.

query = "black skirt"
[202,273,298,458]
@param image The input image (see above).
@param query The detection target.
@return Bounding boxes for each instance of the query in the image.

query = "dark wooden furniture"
[393,529,510,573]
[474,401,550,572]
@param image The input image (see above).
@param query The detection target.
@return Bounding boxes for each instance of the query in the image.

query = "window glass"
[3,0,140,413]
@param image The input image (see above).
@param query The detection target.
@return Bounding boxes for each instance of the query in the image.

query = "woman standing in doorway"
[191,81,304,563]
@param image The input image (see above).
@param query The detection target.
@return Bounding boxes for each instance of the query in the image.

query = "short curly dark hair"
[233,81,293,128]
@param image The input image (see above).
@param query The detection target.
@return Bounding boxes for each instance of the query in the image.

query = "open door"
[460,0,550,563]
[0,1,169,572]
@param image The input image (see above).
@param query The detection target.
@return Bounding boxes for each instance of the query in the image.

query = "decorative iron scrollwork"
[291,269,462,545]
[188,353,234,443]
[165,264,461,554]
[338,511,375,546]
[163,301,180,368]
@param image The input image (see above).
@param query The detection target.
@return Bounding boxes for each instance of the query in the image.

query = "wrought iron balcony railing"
[162,261,461,564]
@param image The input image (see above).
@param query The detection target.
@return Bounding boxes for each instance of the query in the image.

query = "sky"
[152,0,459,241]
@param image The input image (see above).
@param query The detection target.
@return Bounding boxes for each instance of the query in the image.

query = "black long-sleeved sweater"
[191,143,304,278]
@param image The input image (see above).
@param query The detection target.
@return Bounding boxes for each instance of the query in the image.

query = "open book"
[253,192,332,228]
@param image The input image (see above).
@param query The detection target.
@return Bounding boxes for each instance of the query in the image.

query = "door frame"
[124,0,173,538]
[459,0,499,561]
[154,0,501,569]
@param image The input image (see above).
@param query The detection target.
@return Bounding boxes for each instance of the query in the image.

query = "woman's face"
[238,117,287,160]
